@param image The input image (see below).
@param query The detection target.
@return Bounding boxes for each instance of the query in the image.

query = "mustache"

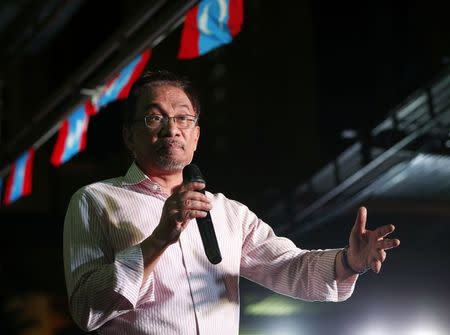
[155,138,185,151]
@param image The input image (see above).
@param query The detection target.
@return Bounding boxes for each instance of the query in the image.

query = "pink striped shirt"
[63,162,357,334]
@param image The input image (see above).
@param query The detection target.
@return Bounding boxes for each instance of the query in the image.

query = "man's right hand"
[151,181,212,246]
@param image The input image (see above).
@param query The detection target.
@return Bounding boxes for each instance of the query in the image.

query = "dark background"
[0,1,449,334]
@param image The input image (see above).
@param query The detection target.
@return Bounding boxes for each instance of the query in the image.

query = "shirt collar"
[122,161,163,193]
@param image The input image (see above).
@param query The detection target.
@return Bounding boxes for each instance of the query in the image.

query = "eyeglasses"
[134,114,198,130]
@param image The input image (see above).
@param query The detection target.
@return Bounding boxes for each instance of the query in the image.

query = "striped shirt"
[63,162,357,334]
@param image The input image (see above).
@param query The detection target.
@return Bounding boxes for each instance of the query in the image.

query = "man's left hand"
[347,207,400,274]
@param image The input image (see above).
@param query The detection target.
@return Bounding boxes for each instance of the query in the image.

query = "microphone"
[183,164,222,264]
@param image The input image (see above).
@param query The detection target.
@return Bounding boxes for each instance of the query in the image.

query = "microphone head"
[183,163,206,184]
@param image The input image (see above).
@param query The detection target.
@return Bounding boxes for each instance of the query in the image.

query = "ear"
[122,125,135,153]
[193,126,200,151]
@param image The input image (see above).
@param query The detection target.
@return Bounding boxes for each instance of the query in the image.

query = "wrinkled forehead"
[136,84,194,115]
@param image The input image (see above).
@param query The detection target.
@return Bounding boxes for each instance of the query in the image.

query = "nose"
[158,117,180,137]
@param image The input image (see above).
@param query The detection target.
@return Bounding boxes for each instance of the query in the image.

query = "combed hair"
[124,70,201,127]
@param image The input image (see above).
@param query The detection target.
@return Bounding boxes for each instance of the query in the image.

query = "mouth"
[155,139,185,154]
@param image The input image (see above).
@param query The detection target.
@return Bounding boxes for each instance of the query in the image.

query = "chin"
[156,156,187,172]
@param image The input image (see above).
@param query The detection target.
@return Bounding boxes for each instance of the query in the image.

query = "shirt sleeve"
[63,188,155,332]
[237,201,357,302]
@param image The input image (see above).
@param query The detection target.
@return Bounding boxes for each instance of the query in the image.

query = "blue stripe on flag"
[9,152,29,203]
[198,0,232,55]
[97,55,141,109]
[61,105,86,164]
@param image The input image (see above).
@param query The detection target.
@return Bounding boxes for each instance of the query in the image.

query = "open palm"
[347,207,401,274]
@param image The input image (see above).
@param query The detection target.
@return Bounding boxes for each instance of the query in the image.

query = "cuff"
[335,249,358,301]
[112,244,145,308]
[313,249,358,302]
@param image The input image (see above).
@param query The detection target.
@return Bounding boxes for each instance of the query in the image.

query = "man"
[63,70,400,334]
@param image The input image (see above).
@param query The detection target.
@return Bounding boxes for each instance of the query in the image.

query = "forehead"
[136,84,193,113]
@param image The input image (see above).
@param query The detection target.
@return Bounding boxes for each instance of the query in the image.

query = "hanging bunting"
[50,103,90,167]
[178,0,243,59]
[91,48,152,113]
[3,149,35,205]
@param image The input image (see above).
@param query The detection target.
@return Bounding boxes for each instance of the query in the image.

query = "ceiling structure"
[263,70,450,235]
[0,0,196,172]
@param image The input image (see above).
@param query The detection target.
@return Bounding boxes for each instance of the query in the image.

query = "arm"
[240,221,355,301]
[63,189,155,331]
[237,201,357,302]
[240,205,400,302]
[64,182,211,331]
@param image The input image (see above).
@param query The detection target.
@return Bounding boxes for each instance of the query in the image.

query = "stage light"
[408,326,445,335]
[348,320,391,335]
[244,295,305,316]
[345,306,448,335]
[405,313,447,335]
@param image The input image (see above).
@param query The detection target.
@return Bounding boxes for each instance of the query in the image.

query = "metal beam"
[265,68,450,235]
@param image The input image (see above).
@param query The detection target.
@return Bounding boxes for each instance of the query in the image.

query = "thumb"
[181,181,206,192]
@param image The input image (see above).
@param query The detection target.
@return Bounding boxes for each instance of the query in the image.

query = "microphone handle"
[196,189,222,264]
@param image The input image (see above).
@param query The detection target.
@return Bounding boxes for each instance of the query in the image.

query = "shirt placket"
[179,220,207,335]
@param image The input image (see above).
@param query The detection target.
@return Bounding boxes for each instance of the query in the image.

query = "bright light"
[405,313,447,335]
[408,326,444,335]
[244,295,305,316]
[341,129,358,139]
[348,320,392,335]
[346,308,448,335]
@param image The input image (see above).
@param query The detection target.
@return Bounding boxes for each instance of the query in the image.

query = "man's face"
[123,84,200,174]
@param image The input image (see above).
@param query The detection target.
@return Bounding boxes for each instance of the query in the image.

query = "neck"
[135,160,183,195]
[150,171,183,195]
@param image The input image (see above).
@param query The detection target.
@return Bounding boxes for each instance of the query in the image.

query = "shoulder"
[69,176,124,206]
[65,177,124,223]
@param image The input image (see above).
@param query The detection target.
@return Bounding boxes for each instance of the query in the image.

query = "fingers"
[349,213,400,274]
[181,181,206,192]
[167,186,212,223]
[178,209,208,222]
[177,182,211,208]
[352,206,367,235]
[370,240,398,274]
[371,249,385,274]
[177,191,212,209]
[376,237,400,250]
[374,224,396,239]
[156,185,212,245]
[374,249,386,262]
[371,260,382,274]
[181,199,212,211]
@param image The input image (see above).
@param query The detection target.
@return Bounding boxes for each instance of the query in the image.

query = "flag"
[178,0,244,59]
[92,48,151,112]
[3,149,35,205]
[50,103,90,166]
